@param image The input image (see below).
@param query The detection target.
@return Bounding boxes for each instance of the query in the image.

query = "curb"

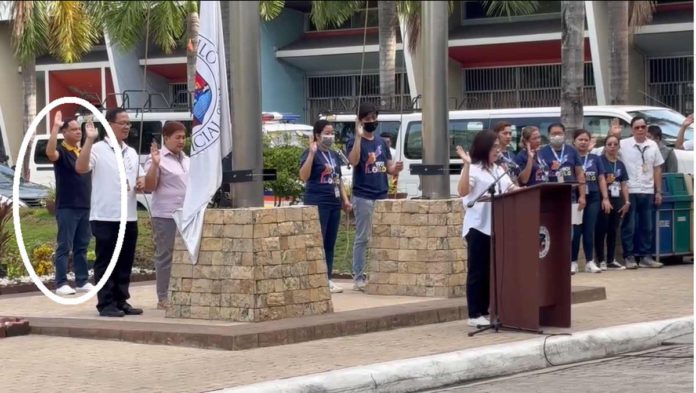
[213,316,693,393]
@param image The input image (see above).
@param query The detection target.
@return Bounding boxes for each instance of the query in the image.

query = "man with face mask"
[346,103,404,291]
[537,123,587,274]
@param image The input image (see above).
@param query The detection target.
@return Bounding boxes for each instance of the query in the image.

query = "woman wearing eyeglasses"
[594,135,629,271]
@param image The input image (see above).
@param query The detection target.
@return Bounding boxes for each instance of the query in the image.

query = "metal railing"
[646,57,693,115]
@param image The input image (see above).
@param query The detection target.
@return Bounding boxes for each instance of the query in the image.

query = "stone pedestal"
[366,199,466,298]
[166,206,334,322]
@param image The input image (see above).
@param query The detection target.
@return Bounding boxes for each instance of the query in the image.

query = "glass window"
[331,120,400,147]
[627,109,694,144]
[127,121,163,154]
[33,139,52,165]
[584,116,631,146]
[404,119,489,160]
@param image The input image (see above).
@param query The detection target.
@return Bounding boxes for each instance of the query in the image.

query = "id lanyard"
[552,144,566,165]
[635,144,649,172]
[110,141,134,191]
[321,151,341,197]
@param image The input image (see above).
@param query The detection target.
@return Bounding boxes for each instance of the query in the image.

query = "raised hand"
[309,141,318,155]
[589,136,597,151]
[456,145,470,164]
[526,142,535,159]
[150,141,161,166]
[51,111,63,134]
[355,120,364,138]
[85,121,98,140]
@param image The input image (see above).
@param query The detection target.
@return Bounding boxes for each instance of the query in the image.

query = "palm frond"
[260,0,285,21]
[11,1,50,64]
[149,1,187,54]
[310,1,364,30]
[46,1,101,63]
[482,0,539,17]
[102,1,147,52]
[629,1,656,29]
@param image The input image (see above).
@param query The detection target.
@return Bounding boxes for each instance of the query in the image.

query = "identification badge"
[586,186,590,195]
[642,163,649,173]
[557,171,564,183]
[610,182,620,197]
[334,185,341,198]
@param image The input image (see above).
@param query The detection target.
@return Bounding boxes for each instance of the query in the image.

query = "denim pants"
[54,208,91,287]
[152,217,177,302]
[316,204,341,279]
[621,193,655,258]
[572,192,601,262]
[351,196,375,281]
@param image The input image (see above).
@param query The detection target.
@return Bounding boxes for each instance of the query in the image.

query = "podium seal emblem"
[539,226,550,259]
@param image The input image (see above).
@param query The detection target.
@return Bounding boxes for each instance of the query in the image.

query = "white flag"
[173,1,232,264]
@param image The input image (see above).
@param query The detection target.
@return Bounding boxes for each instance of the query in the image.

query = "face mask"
[320,135,334,148]
[363,122,378,133]
[550,135,565,147]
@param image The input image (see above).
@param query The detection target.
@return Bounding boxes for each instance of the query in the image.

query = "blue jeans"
[572,192,601,262]
[316,204,341,279]
[351,196,375,281]
[54,208,91,287]
[621,194,655,258]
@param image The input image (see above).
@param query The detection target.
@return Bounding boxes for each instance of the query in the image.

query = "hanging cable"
[136,3,153,220]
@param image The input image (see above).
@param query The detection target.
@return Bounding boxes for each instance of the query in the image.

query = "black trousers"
[594,197,622,263]
[91,221,138,311]
[465,228,491,319]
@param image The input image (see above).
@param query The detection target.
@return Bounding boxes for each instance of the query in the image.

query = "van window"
[404,119,489,160]
[127,121,163,154]
[331,120,400,146]
[584,116,630,146]
[33,139,52,165]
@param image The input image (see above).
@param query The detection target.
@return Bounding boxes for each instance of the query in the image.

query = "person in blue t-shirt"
[515,125,548,186]
[571,129,610,275]
[346,103,404,291]
[594,134,630,271]
[300,120,352,294]
[537,123,587,275]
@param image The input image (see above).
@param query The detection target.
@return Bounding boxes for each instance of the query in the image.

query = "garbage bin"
[661,173,688,198]
[654,194,693,259]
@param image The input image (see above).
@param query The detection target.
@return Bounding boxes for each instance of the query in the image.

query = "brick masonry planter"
[366,199,467,298]
[167,206,334,322]
[0,317,30,338]
[0,273,156,296]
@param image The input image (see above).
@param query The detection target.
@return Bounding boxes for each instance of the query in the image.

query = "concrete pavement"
[0,264,692,393]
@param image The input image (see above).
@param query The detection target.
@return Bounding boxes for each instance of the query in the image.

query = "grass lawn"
[8,208,154,269]
[5,208,356,275]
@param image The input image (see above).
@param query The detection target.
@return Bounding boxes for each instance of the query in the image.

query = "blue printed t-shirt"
[537,144,582,183]
[346,136,392,200]
[514,149,548,186]
[300,148,343,207]
[579,153,606,193]
[600,155,629,193]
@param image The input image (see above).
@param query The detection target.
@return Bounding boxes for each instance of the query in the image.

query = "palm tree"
[9,1,100,179]
[608,1,656,105]
[185,2,200,98]
[560,1,585,139]
[378,1,397,109]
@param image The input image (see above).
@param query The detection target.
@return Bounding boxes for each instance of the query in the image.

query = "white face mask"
[550,135,565,147]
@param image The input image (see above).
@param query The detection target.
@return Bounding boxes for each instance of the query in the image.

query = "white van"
[393,106,694,198]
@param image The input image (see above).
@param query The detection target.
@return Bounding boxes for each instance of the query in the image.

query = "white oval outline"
[13,97,127,305]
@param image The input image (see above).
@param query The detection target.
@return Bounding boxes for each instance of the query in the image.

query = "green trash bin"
[662,173,688,197]
[663,195,692,254]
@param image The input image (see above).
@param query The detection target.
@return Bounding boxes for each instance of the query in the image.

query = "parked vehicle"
[0,165,49,207]
[391,106,694,198]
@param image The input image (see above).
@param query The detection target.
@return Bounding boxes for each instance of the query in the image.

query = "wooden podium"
[490,183,572,331]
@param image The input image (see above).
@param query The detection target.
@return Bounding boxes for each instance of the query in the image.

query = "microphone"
[497,153,519,169]
[332,147,350,167]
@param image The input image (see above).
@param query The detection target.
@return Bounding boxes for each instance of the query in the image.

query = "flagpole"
[228,1,264,208]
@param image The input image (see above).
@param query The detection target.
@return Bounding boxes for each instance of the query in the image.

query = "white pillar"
[585,1,610,105]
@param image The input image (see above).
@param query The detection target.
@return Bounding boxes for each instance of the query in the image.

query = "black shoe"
[119,302,143,315]
[99,305,125,317]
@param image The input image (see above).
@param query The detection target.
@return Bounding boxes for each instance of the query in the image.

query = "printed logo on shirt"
[365,145,387,175]
[557,166,572,177]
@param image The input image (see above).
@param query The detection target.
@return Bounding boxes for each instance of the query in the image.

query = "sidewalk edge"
[213,316,693,393]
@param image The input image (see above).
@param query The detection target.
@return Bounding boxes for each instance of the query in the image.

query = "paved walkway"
[0,265,692,393]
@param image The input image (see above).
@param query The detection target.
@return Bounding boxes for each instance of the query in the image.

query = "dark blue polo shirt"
[53,143,91,209]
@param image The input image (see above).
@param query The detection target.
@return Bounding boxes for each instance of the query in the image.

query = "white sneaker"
[584,261,602,273]
[571,262,578,275]
[352,278,367,291]
[467,315,490,327]
[55,284,76,295]
[599,261,608,271]
[607,260,626,270]
[328,280,343,294]
[76,283,94,293]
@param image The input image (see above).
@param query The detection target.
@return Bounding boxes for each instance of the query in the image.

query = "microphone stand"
[468,163,544,337]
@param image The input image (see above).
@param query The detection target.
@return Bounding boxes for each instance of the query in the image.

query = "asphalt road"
[426,336,693,393]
